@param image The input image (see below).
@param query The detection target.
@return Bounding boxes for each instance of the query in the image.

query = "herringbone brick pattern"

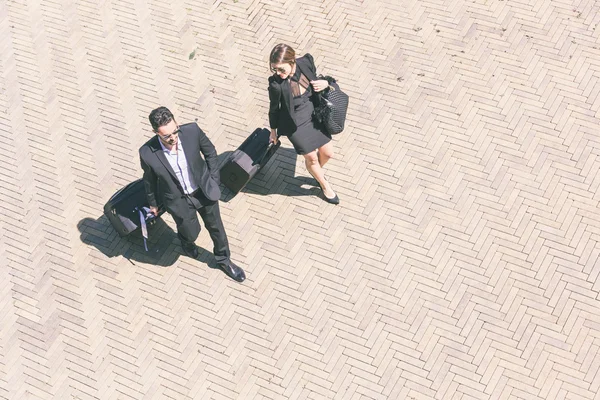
[1,0,600,398]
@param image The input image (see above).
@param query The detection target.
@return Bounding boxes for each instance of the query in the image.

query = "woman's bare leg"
[304,150,335,198]
[317,141,334,167]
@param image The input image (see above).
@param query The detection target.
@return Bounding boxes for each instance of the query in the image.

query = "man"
[139,106,245,282]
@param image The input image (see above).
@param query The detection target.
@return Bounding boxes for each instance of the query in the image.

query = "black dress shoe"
[182,245,199,259]
[218,261,246,282]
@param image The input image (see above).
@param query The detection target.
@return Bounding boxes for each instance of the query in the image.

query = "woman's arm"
[268,81,281,129]
[268,79,281,143]
[304,53,317,76]
[304,53,329,92]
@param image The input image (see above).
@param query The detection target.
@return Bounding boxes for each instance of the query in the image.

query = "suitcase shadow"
[77,215,212,268]
[218,147,318,202]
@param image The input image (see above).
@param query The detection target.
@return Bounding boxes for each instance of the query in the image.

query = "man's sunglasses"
[158,126,181,141]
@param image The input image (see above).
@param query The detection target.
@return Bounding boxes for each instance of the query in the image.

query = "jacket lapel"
[282,81,294,121]
[150,136,178,180]
[176,128,200,183]
[296,57,317,81]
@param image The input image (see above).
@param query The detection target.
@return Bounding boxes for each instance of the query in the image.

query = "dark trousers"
[174,190,230,266]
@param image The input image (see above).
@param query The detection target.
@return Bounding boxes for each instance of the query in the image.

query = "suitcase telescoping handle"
[254,140,278,166]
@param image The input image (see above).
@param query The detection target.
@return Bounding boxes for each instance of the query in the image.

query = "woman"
[267,43,339,204]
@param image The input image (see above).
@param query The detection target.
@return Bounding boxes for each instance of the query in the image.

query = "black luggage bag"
[104,179,164,237]
[220,128,280,194]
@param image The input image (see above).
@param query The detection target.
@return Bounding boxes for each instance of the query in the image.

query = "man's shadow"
[80,142,317,266]
[217,146,318,202]
[77,215,214,268]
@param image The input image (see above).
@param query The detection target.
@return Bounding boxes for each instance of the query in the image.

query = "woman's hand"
[311,79,329,92]
[270,129,278,144]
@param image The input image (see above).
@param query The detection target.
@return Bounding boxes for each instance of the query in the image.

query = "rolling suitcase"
[104,179,164,237]
[220,128,280,194]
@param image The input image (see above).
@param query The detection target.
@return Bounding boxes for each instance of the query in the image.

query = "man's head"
[149,106,179,146]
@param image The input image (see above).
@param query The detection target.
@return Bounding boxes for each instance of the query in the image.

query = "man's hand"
[149,206,159,216]
[269,129,278,144]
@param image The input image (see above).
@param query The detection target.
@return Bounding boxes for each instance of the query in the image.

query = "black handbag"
[312,75,349,135]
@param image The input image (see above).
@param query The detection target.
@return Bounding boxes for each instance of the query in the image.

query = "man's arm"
[140,149,159,210]
[195,125,220,183]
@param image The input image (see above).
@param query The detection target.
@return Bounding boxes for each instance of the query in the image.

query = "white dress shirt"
[159,140,199,195]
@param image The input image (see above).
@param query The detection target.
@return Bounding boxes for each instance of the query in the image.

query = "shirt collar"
[158,137,178,155]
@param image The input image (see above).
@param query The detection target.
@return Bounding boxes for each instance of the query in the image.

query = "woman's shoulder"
[297,53,316,74]
[297,53,314,64]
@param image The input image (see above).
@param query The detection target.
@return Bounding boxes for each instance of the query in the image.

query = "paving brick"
[3,0,600,398]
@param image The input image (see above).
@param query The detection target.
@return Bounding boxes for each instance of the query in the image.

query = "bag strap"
[139,209,149,251]
[137,207,159,251]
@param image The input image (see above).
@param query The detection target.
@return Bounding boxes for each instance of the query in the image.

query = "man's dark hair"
[149,106,174,132]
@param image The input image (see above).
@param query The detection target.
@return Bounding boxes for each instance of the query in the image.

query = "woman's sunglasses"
[271,63,294,74]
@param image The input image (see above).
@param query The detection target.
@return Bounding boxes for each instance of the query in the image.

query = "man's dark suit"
[139,122,230,264]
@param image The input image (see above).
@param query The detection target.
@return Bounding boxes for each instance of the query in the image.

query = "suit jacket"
[268,53,319,136]
[139,122,221,219]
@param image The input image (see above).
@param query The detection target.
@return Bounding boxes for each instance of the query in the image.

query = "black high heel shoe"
[319,183,340,205]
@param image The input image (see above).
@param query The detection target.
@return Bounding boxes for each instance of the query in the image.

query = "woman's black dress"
[287,68,331,155]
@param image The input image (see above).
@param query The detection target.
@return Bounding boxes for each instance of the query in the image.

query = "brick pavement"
[1,0,600,399]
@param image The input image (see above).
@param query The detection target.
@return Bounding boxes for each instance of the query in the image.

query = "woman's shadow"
[217,145,319,202]
[77,215,214,268]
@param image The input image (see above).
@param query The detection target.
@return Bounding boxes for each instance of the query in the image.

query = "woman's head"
[269,43,296,79]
